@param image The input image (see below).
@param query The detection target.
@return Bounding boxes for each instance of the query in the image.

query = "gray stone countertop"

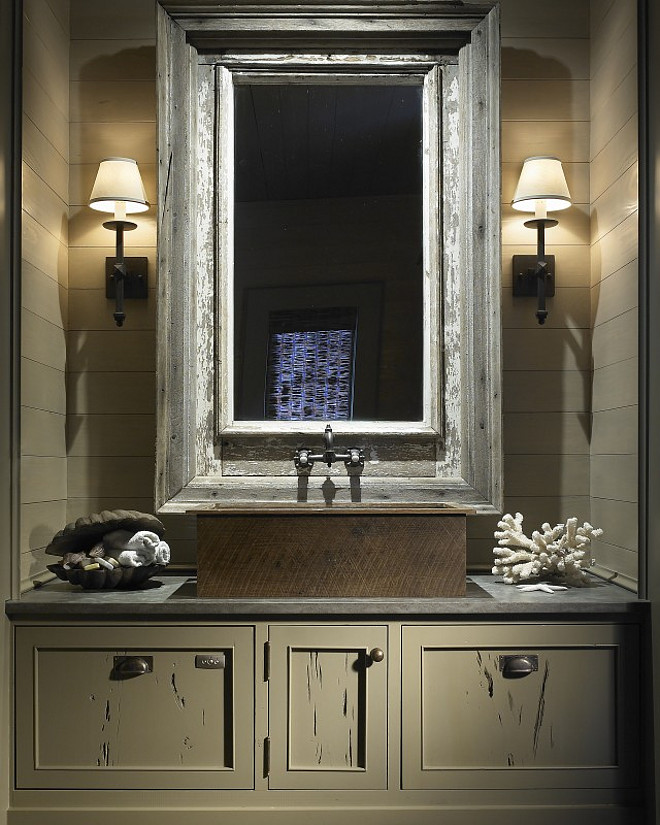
[5,573,647,619]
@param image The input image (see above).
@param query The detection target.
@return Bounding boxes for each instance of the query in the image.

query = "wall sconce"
[511,156,571,325]
[89,157,149,327]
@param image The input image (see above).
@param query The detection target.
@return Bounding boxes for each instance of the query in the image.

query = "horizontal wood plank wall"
[468,0,592,570]
[589,0,639,591]
[20,0,69,590]
[66,0,195,563]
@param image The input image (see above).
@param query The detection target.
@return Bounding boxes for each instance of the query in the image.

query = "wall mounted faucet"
[294,424,364,471]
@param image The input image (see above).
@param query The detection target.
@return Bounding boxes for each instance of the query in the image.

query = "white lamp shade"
[89,157,149,214]
[511,156,571,213]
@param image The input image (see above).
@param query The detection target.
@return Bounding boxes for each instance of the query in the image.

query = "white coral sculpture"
[492,512,603,587]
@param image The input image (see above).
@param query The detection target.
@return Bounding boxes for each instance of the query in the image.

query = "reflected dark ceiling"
[234,84,423,202]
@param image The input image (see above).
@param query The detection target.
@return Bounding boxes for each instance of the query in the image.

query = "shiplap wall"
[20,0,69,589]
[589,0,639,590]
[467,0,592,568]
[64,0,592,572]
[66,0,196,563]
[20,1,635,580]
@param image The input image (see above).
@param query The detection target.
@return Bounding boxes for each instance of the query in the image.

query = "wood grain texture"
[197,512,467,597]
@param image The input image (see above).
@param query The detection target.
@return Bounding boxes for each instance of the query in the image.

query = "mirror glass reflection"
[233,82,424,422]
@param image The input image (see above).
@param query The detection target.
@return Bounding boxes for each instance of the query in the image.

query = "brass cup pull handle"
[369,647,385,663]
[112,655,153,679]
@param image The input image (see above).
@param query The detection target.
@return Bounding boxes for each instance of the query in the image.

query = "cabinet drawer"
[15,626,254,790]
[402,624,639,790]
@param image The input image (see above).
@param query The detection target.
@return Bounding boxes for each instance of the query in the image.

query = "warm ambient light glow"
[89,157,149,216]
[511,156,571,216]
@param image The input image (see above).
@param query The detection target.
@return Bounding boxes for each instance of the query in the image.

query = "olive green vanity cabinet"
[14,625,255,790]
[401,624,639,791]
[267,624,388,790]
[7,579,647,824]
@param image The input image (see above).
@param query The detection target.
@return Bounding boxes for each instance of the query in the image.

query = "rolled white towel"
[117,530,170,567]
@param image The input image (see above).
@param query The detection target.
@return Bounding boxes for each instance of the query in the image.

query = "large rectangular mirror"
[233,81,424,423]
[156,3,502,512]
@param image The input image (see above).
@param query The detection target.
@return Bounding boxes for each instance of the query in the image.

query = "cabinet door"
[268,625,388,790]
[401,624,639,790]
[15,625,254,790]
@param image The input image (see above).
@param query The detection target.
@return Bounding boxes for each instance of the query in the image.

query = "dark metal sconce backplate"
[512,254,556,297]
[105,256,149,299]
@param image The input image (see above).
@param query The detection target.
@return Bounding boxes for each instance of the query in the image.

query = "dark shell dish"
[47,563,166,590]
[45,509,167,590]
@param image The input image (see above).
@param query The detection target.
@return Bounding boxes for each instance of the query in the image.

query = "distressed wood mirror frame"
[156,1,502,513]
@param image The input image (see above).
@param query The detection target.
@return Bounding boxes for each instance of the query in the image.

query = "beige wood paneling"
[590,497,638,552]
[22,9,69,114]
[498,0,589,38]
[21,360,66,415]
[504,455,589,497]
[590,67,637,160]
[501,120,590,163]
[22,211,68,286]
[46,0,69,30]
[591,163,638,244]
[591,116,637,202]
[22,69,69,160]
[21,407,66,458]
[592,358,638,413]
[591,308,638,369]
[503,329,590,372]
[503,370,590,413]
[591,260,638,328]
[22,163,68,244]
[67,455,154,498]
[68,246,157,289]
[591,455,638,503]
[22,115,68,201]
[503,412,590,456]
[67,330,155,372]
[68,288,156,331]
[590,0,637,80]
[70,81,157,123]
[67,413,155,457]
[69,121,156,164]
[590,0,617,36]
[70,40,156,81]
[20,499,68,553]
[67,370,155,414]
[501,38,589,80]
[21,310,66,372]
[502,80,589,122]
[20,546,54,588]
[69,162,157,206]
[20,456,67,504]
[501,244,590,288]
[591,538,638,581]
[70,0,156,39]
[499,497,592,530]
[501,287,590,330]
[22,262,67,328]
[591,212,638,285]
[591,405,638,456]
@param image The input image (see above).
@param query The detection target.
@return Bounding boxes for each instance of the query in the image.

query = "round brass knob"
[369,647,385,663]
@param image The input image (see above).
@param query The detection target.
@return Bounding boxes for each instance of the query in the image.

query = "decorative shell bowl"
[47,563,166,590]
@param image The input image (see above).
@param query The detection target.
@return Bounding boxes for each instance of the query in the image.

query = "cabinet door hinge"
[264,736,271,778]
[264,641,271,681]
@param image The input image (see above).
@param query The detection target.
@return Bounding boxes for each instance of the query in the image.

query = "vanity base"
[196,509,467,598]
